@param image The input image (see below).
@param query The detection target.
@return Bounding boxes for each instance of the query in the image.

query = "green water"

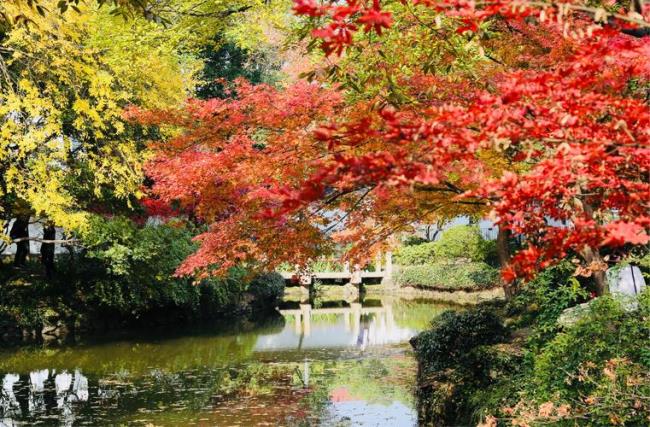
[0,297,454,426]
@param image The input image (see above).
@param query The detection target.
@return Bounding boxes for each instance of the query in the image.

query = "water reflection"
[1,369,89,426]
[0,297,453,426]
[1,373,20,425]
[257,302,414,351]
[325,401,417,426]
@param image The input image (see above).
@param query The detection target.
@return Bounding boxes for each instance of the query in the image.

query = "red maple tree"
[135,1,649,295]
[285,0,650,294]
[128,80,345,276]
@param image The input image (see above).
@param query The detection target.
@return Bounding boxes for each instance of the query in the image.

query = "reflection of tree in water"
[1,360,320,425]
[95,361,319,425]
[1,370,89,426]
[0,299,443,424]
[1,373,20,424]
[0,352,414,425]
[0,317,301,424]
[28,369,47,416]
[391,299,459,331]
[0,325,268,377]
[303,356,416,407]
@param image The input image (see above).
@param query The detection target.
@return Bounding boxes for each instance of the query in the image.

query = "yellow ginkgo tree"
[0,0,294,266]
[0,8,142,240]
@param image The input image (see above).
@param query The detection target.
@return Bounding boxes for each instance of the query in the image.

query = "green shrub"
[394,241,437,265]
[248,272,285,314]
[508,357,650,426]
[196,267,250,319]
[395,262,499,290]
[1,216,286,338]
[529,292,650,401]
[54,217,267,326]
[0,299,45,335]
[412,263,650,427]
[489,291,650,426]
[402,235,430,246]
[394,225,496,266]
[65,217,200,318]
[506,260,588,344]
[434,225,493,262]
[413,308,509,373]
[412,307,512,424]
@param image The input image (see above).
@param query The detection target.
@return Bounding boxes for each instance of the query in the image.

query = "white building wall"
[1,219,67,256]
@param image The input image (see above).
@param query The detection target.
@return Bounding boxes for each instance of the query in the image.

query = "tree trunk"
[496,227,516,299]
[581,245,608,296]
[9,216,29,267]
[496,227,511,267]
[577,201,608,296]
[41,224,56,278]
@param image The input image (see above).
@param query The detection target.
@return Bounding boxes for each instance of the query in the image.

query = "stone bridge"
[280,252,393,287]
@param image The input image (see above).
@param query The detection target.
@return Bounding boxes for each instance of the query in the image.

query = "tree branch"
[9,237,80,245]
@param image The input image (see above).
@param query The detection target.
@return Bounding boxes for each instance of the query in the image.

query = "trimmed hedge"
[394,261,499,290]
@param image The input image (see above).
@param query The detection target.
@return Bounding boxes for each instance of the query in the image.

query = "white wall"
[1,219,67,256]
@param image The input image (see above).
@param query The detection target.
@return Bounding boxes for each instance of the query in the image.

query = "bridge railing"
[280,252,393,286]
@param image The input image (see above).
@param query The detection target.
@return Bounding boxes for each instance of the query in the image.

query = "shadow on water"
[0,296,456,426]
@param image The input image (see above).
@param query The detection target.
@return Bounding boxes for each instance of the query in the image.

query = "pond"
[0,296,455,426]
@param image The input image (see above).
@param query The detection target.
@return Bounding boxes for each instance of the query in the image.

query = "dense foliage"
[413,309,508,373]
[130,80,343,276]
[301,2,648,291]
[0,0,288,253]
[412,308,511,424]
[0,0,293,337]
[394,242,437,266]
[0,217,284,338]
[247,272,286,314]
[412,261,650,426]
[434,226,496,263]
